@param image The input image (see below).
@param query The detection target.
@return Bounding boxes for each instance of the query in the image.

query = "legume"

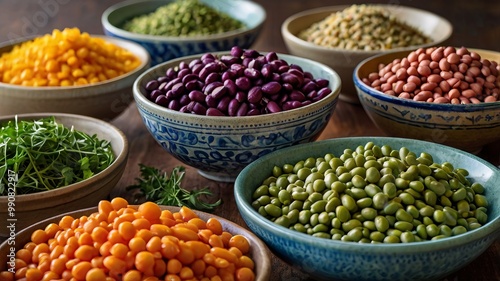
[362,46,500,103]
[143,46,332,116]
[123,0,244,37]
[0,28,141,86]
[1,198,256,281]
[251,142,490,243]
[298,4,431,51]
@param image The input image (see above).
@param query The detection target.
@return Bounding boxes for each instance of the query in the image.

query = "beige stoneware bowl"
[354,48,500,154]
[0,205,272,281]
[0,113,128,237]
[282,5,452,103]
[0,35,150,120]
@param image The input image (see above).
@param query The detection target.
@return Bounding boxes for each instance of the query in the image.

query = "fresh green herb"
[127,164,222,212]
[0,116,115,195]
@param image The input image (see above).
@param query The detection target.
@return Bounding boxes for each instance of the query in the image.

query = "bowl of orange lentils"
[0,27,150,120]
[0,197,272,281]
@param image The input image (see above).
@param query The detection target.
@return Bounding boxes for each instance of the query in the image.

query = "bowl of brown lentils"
[133,46,341,182]
[102,0,266,65]
[281,4,452,103]
[354,46,500,154]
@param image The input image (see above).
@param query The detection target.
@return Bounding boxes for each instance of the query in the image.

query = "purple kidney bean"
[205,72,220,85]
[205,94,217,108]
[182,73,198,84]
[192,102,207,115]
[244,68,261,80]
[248,86,263,104]
[191,63,204,75]
[230,64,245,76]
[281,83,293,93]
[155,95,169,107]
[217,96,231,112]
[265,52,278,62]
[145,80,159,91]
[164,77,181,92]
[166,68,177,79]
[211,85,228,99]
[314,78,329,88]
[260,64,273,79]
[281,73,300,86]
[247,59,262,70]
[235,91,247,103]
[206,108,225,116]
[231,46,244,57]
[236,102,249,116]
[266,101,281,113]
[157,76,169,84]
[301,81,318,93]
[185,80,201,91]
[262,81,282,95]
[149,90,163,101]
[247,108,261,116]
[168,99,181,111]
[171,83,186,97]
[223,79,237,95]
[220,55,240,66]
[228,99,240,116]
[177,68,191,79]
[188,90,205,103]
[222,70,236,81]
[204,81,223,94]
[243,49,260,58]
[289,90,306,101]
[235,76,251,90]
[179,94,190,106]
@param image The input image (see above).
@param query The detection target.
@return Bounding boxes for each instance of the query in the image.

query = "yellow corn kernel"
[48,78,60,86]
[60,79,71,86]
[33,78,48,86]
[57,71,69,80]
[67,56,79,67]
[76,47,89,59]
[75,77,88,85]
[45,59,59,73]
[88,76,100,84]
[72,69,85,78]
[20,69,34,80]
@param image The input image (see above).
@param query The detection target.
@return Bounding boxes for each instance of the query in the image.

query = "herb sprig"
[0,116,115,195]
[127,164,222,212]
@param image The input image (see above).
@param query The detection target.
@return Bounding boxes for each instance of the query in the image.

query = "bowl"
[281,4,452,103]
[354,48,500,154]
[0,205,272,281]
[102,0,266,66]
[234,137,500,281]
[0,35,150,120]
[0,113,128,238]
[133,52,341,182]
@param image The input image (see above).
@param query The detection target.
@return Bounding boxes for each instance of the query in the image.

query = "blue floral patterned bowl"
[102,0,265,66]
[133,52,341,182]
[234,137,500,281]
[354,48,500,154]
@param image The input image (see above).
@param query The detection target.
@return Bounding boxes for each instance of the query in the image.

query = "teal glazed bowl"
[234,137,500,281]
[102,0,266,65]
[354,48,500,154]
[133,52,341,182]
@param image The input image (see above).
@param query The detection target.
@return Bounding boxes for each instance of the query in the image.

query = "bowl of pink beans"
[354,46,500,154]
[133,46,341,182]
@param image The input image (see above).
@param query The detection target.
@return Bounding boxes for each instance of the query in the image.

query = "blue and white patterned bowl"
[234,137,500,281]
[102,0,266,66]
[354,48,500,154]
[133,52,341,182]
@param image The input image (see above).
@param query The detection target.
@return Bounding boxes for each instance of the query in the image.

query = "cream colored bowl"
[282,5,452,103]
[0,36,150,120]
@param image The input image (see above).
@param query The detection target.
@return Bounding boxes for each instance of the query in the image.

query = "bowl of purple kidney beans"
[133,46,341,182]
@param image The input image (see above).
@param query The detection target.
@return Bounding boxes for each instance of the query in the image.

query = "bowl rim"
[133,51,342,120]
[353,48,500,110]
[101,0,267,42]
[0,205,272,280]
[234,136,500,253]
[0,113,129,201]
[0,34,151,91]
[281,4,453,55]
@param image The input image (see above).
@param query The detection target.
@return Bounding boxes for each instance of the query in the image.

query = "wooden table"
[1,1,499,280]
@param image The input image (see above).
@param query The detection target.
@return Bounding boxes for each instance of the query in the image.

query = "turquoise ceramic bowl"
[354,49,500,154]
[133,52,341,182]
[234,137,500,281]
[102,0,266,65]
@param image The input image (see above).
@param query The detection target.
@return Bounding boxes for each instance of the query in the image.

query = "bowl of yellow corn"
[0,27,150,120]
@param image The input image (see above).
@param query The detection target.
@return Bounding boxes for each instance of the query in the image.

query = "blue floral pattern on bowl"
[102,0,265,65]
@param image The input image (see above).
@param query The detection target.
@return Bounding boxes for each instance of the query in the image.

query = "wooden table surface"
[1,1,499,280]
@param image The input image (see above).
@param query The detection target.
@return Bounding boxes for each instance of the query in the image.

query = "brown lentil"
[298,5,431,51]
[362,46,500,103]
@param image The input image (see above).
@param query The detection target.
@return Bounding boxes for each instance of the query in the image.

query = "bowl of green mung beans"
[0,113,129,238]
[235,137,500,281]
[102,0,266,65]
[281,4,453,104]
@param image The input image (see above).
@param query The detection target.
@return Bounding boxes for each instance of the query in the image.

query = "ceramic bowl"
[0,113,128,238]
[0,35,150,120]
[102,0,266,66]
[133,52,341,182]
[0,205,272,281]
[354,48,500,154]
[281,4,452,103]
[234,137,500,281]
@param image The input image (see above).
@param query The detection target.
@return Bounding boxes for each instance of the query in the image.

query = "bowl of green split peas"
[234,137,500,281]
[102,0,266,65]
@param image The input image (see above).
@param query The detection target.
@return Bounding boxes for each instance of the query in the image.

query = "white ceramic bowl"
[0,35,150,120]
[102,0,266,65]
[282,4,452,103]
[0,113,128,238]
[133,51,341,182]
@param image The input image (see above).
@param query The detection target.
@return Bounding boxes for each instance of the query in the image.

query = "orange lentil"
[0,198,256,281]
